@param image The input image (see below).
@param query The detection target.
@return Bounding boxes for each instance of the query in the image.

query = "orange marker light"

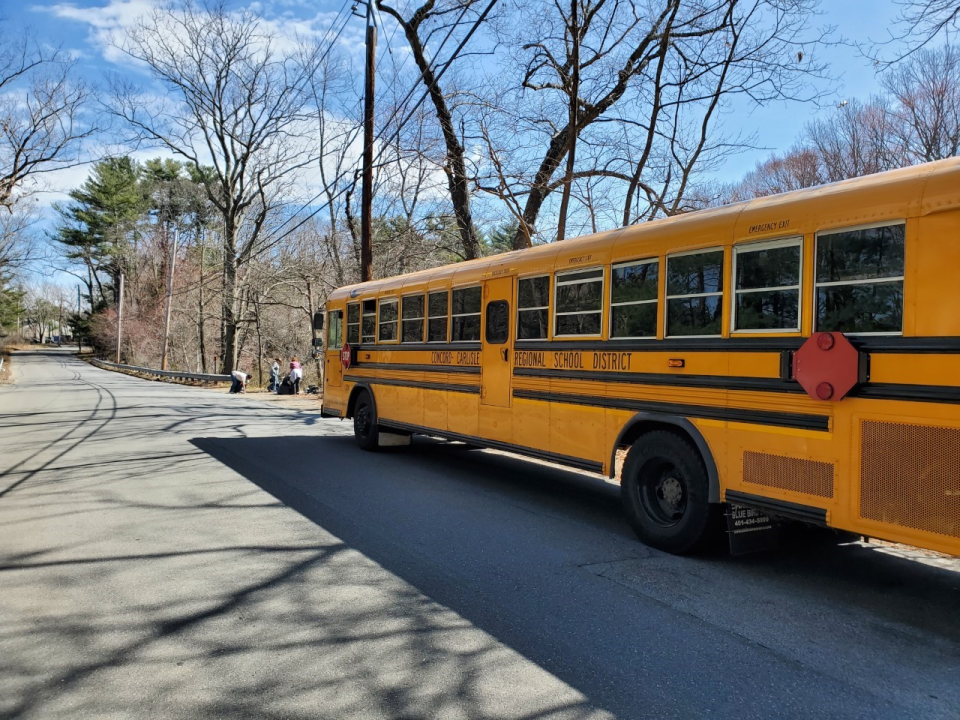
[667,358,685,368]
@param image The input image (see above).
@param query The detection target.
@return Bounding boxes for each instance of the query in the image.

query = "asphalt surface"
[1,349,959,720]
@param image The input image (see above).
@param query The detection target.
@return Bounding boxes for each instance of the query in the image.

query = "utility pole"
[556,0,579,243]
[77,285,82,352]
[116,273,124,364]
[58,300,63,347]
[160,229,178,370]
[360,0,376,282]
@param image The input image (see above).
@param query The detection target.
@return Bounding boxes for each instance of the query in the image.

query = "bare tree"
[724,44,960,203]
[376,0,493,260]
[23,282,64,343]
[875,0,960,59]
[0,204,39,273]
[303,43,361,287]
[722,146,822,202]
[0,24,93,211]
[805,97,903,181]
[108,0,321,373]
[882,44,960,162]
[484,0,828,248]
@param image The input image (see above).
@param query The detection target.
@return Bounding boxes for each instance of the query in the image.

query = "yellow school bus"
[320,157,960,556]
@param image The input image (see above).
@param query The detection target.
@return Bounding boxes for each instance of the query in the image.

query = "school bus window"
[451,286,481,341]
[401,294,425,343]
[611,259,658,338]
[666,250,723,337]
[816,223,905,334]
[327,310,343,349]
[555,267,603,337]
[517,275,549,340]
[346,302,360,344]
[361,299,376,343]
[427,290,449,342]
[734,239,801,331]
[378,298,399,342]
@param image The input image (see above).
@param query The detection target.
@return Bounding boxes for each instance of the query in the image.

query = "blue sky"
[7,0,907,193]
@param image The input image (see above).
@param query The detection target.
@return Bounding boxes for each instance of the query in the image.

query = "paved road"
[1,350,959,720]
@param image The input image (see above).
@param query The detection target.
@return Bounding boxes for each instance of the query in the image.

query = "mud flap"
[726,503,781,555]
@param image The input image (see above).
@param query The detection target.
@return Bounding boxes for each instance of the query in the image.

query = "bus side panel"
[422,387,448,433]
[512,393,551,455]
[723,423,840,516]
[375,384,423,430]
[847,403,960,556]
[371,383,399,424]
[548,385,607,467]
[914,210,960,336]
[479,405,513,445]
[447,392,480,439]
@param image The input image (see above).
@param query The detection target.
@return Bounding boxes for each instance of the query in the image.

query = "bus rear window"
[816,223,905,334]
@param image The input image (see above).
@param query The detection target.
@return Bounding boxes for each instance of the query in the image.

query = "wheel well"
[616,420,687,449]
[611,415,721,503]
[345,385,371,419]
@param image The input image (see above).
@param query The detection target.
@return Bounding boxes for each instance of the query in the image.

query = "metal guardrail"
[92,358,231,383]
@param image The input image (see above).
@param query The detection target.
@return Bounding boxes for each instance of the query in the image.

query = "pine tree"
[53,157,146,306]
[0,281,25,338]
[485,222,518,256]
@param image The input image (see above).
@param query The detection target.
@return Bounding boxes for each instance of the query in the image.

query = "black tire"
[620,430,715,555]
[353,390,380,451]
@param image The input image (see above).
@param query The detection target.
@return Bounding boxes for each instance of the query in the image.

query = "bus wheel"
[353,390,380,451]
[620,431,712,555]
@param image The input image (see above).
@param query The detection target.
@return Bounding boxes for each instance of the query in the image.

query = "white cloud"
[33,0,368,65]
[38,0,157,30]
[34,0,158,63]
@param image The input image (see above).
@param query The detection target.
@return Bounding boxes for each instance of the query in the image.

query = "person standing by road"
[270,358,281,394]
[290,356,303,395]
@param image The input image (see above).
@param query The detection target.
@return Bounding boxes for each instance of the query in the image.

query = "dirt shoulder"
[227,389,321,411]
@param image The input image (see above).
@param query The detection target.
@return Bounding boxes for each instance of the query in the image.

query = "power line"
[314,0,355,70]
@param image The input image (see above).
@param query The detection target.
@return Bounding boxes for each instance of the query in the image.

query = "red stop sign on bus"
[341,343,352,369]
